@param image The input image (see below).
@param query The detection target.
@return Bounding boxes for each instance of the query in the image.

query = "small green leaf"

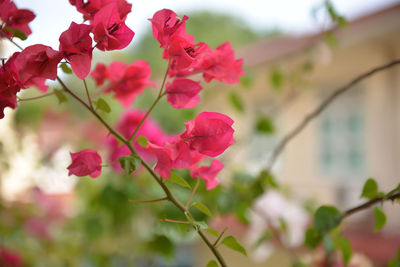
[373,206,386,232]
[95,98,111,113]
[205,228,219,237]
[254,230,274,247]
[314,205,342,233]
[206,260,219,267]
[192,202,212,217]
[221,235,247,256]
[4,26,27,40]
[229,91,244,112]
[384,184,400,200]
[136,136,148,147]
[270,67,284,91]
[335,236,352,265]
[256,116,275,134]
[304,227,322,249]
[168,172,191,189]
[118,154,141,175]
[60,62,72,74]
[54,89,68,104]
[361,178,378,200]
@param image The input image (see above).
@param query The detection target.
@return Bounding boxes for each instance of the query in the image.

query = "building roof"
[239,2,400,67]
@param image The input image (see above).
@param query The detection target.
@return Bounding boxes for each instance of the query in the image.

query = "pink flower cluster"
[0,2,242,190]
[0,0,135,117]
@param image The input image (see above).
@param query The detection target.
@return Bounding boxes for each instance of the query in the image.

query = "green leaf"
[304,227,322,248]
[334,236,352,265]
[269,67,284,91]
[385,184,400,200]
[118,154,141,175]
[60,62,72,74]
[4,26,27,40]
[136,136,148,147]
[205,228,219,237]
[206,260,219,267]
[229,91,244,112]
[95,98,111,113]
[168,172,191,189]
[192,202,212,217]
[54,89,68,104]
[254,230,274,248]
[388,247,400,267]
[256,116,275,134]
[373,206,386,232]
[221,235,247,256]
[361,178,378,200]
[314,205,342,233]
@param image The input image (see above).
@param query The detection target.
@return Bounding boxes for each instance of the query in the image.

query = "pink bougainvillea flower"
[91,2,134,51]
[70,0,131,22]
[0,0,35,39]
[91,63,108,86]
[149,9,188,48]
[0,53,22,118]
[59,22,93,79]
[163,34,210,74]
[106,109,170,169]
[67,149,102,178]
[14,44,62,89]
[165,78,202,109]
[181,112,235,157]
[105,60,155,106]
[190,159,224,190]
[196,41,245,84]
[146,138,203,178]
[0,246,23,267]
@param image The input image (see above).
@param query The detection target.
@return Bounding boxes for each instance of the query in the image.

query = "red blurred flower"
[70,0,131,22]
[0,53,21,118]
[181,112,235,157]
[106,109,170,169]
[59,22,93,79]
[105,60,155,106]
[67,149,102,178]
[0,247,23,267]
[165,78,202,109]
[91,63,108,86]
[190,159,224,190]
[149,9,188,48]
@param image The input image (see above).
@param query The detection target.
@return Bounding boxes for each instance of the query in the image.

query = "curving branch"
[267,58,400,171]
[343,192,400,218]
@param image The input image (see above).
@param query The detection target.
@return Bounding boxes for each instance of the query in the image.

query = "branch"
[343,192,400,218]
[267,59,400,171]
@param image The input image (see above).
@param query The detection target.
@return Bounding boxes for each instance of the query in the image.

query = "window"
[318,87,366,177]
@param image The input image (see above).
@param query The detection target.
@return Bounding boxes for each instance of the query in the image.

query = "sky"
[8,0,400,51]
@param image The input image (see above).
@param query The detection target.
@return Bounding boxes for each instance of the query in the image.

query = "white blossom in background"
[247,190,309,262]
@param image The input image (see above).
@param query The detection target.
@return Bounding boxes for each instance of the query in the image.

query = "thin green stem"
[17,91,56,102]
[185,178,200,209]
[213,227,228,247]
[160,218,192,225]
[128,59,170,142]
[83,79,93,110]
[129,197,168,204]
